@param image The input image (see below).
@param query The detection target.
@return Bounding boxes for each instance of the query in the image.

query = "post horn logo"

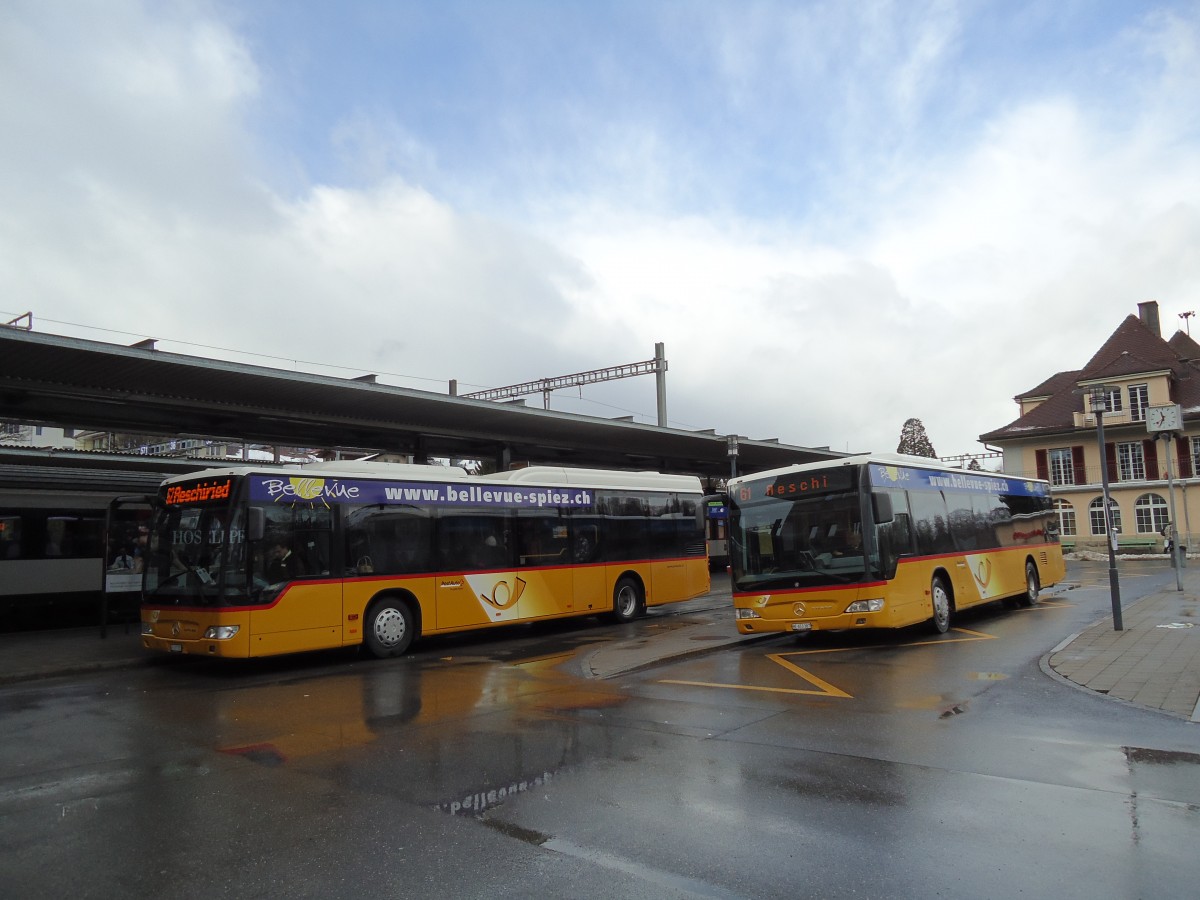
[480,577,527,611]
[973,557,993,589]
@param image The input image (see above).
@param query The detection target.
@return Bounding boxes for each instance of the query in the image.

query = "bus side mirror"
[247,507,265,542]
[872,494,894,524]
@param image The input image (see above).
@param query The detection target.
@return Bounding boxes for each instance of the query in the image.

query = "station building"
[981,301,1200,554]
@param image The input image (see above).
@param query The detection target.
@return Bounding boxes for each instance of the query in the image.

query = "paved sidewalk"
[0,620,148,685]
[0,605,763,686]
[1043,571,1200,722]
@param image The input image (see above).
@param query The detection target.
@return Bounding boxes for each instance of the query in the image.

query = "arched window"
[1134,493,1169,534]
[1089,496,1122,535]
[1054,499,1076,537]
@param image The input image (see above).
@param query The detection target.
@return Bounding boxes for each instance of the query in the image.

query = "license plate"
[169,643,183,653]
[791,623,812,632]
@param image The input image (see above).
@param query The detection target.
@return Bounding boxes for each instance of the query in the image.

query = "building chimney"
[1138,300,1161,336]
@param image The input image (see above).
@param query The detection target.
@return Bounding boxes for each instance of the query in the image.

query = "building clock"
[1146,404,1182,433]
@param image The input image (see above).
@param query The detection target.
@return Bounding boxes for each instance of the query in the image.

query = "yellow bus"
[139,461,710,659]
[728,454,1065,636]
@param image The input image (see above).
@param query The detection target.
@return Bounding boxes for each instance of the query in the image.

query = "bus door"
[515,509,575,617]
[648,494,688,602]
[570,511,606,614]
[248,504,341,654]
[435,510,520,628]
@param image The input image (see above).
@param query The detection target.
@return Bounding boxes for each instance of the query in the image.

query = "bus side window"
[569,508,603,563]
[438,510,511,571]
[908,491,953,555]
[892,513,913,553]
[517,509,570,567]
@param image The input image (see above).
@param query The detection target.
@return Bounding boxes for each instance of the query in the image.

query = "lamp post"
[727,434,739,480]
[1089,385,1123,630]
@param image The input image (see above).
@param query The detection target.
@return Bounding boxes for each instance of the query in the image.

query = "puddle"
[432,768,563,817]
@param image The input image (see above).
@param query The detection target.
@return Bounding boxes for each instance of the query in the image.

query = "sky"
[3,0,1200,462]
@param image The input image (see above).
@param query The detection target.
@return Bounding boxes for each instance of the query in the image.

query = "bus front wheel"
[364,597,415,658]
[929,576,952,634]
[612,577,644,623]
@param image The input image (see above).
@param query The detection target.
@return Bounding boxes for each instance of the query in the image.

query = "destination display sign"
[163,477,234,506]
[734,467,854,503]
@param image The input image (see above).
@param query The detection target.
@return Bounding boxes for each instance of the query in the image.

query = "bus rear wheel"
[929,576,952,634]
[1019,561,1040,607]
[612,576,644,623]
[364,597,415,658]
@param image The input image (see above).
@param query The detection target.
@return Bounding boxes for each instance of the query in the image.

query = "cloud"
[2,0,1200,466]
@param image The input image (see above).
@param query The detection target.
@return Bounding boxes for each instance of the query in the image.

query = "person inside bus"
[833,528,862,557]
[267,540,306,583]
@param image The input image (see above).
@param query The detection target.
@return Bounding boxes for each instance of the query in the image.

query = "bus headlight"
[203,625,241,640]
[844,599,884,614]
[734,608,761,620]
[141,623,153,635]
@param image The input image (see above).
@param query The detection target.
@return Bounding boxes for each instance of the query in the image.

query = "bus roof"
[158,460,703,494]
[728,453,1043,489]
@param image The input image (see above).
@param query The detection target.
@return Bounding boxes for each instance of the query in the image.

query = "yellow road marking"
[764,655,853,696]
[661,654,852,698]
[1020,599,1071,612]
[656,621,1027,698]
[659,602,1072,699]
[782,626,996,656]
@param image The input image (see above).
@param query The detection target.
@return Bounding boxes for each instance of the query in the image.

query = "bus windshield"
[144,499,250,606]
[729,469,877,591]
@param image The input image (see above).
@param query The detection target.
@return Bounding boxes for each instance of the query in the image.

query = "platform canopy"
[0,327,844,479]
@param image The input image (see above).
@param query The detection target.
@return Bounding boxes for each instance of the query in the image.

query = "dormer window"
[1091,387,1123,414]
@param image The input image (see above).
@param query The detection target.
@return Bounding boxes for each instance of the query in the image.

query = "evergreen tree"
[896,418,937,458]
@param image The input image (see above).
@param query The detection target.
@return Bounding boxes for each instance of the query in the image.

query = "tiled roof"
[980,314,1200,443]
[1168,330,1200,360]
[1079,315,1180,378]
[1083,350,1169,382]
[1015,369,1081,401]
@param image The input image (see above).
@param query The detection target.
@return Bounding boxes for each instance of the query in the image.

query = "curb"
[0,655,152,687]
[1037,649,1197,723]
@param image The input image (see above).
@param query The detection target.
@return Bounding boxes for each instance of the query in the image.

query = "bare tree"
[896,418,937,458]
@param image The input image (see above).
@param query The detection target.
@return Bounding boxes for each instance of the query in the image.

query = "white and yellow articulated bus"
[140,461,711,659]
[727,454,1065,636]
